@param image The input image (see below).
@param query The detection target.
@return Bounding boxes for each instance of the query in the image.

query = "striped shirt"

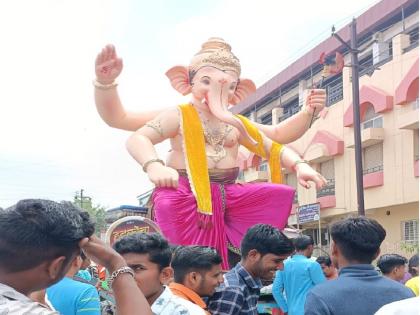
[207,263,262,315]
[0,283,58,315]
[47,277,100,315]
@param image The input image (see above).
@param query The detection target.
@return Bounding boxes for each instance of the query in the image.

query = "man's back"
[272,254,325,315]
[305,265,415,315]
[47,277,100,315]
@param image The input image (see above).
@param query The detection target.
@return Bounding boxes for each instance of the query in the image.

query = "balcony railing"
[327,81,343,107]
[363,164,383,175]
[316,179,335,198]
[279,104,301,122]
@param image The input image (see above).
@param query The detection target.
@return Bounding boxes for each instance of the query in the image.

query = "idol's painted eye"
[229,83,236,91]
[200,76,211,85]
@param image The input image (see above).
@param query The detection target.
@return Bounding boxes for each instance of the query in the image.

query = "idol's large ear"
[230,78,256,105]
[165,66,192,96]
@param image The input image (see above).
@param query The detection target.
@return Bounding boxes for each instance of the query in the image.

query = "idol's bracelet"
[107,266,134,288]
[92,79,118,90]
[293,159,309,171]
[142,158,165,173]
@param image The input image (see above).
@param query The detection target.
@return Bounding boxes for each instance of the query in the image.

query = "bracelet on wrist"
[107,266,134,288]
[92,79,118,90]
[293,159,309,171]
[142,158,165,173]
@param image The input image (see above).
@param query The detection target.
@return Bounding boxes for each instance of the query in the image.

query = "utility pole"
[332,18,365,216]
[80,189,84,209]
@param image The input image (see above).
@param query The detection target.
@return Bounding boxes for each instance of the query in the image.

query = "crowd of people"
[0,199,417,315]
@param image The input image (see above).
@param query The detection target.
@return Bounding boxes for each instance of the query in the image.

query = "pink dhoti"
[152,168,295,269]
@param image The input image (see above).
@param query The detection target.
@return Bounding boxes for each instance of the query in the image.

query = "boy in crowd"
[113,233,206,314]
[377,254,407,282]
[170,246,224,314]
[273,235,325,315]
[207,224,294,315]
[316,256,338,280]
[47,253,100,315]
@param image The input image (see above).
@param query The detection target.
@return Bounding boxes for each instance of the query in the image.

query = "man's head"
[408,254,419,277]
[113,233,172,302]
[294,235,315,258]
[329,217,386,268]
[0,199,94,292]
[316,256,337,278]
[377,254,407,281]
[171,245,223,297]
[241,224,294,280]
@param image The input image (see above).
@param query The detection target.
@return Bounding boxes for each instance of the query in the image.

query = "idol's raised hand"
[303,89,327,115]
[95,44,123,84]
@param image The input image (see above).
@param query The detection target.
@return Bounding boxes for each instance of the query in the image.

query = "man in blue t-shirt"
[272,235,325,315]
[47,254,100,315]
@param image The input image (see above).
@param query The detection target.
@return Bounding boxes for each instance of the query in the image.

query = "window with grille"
[402,220,419,243]
[259,162,268,172]
[260,113,273,125]
[362,105,383,129]
[362,143,383,174]
[414,129,419,162]
[317,160,335,197]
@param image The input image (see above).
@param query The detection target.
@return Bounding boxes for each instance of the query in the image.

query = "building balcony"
[397,100,419,130]
[363,165,384,188]
[316,179,336,209]
[347,128,384,148]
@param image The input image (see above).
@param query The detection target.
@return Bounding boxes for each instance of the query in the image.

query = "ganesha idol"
[93,38,327,269]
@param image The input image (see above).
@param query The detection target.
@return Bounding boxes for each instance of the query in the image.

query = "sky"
[0,0,382,209]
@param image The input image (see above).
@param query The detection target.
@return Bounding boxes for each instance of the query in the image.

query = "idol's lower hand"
[295,163,327,190]
[147,163,179,188]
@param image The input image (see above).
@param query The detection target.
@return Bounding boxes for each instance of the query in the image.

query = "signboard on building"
[298,203,321,224]
[105,216,161,246]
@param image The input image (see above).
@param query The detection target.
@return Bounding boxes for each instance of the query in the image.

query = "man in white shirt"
[113,232,206,314]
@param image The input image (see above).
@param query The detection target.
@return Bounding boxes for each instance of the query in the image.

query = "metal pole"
[350,18,366,216]
[318,215,322,247]
[80,189,84,209]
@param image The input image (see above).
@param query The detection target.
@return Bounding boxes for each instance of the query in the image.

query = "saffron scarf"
[179,104,283,215]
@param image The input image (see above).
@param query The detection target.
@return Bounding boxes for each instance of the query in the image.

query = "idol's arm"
[125,108,180,188]
[253,89,326,143]
[95,87,165,131]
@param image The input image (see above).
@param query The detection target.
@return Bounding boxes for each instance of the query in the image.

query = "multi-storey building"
[234,0,419,255]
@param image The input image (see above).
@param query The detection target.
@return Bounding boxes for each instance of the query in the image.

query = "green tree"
[73,193,107,235]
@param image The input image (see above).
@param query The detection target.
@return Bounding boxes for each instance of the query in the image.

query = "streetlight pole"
[332,18,365,216]
[349,19,365,216]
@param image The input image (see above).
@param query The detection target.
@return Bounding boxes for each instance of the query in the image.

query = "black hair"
[330,216,386,264]
[294,235,314,251]
[0,199,94,272]
[171,246,222,283]
[408,254,419,276]
[316,256,332,267]
[240,224,294,258]
[377,254,407,274]
[113,233,171,270]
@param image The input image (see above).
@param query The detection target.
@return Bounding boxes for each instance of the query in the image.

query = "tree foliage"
[73,194,107,235]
